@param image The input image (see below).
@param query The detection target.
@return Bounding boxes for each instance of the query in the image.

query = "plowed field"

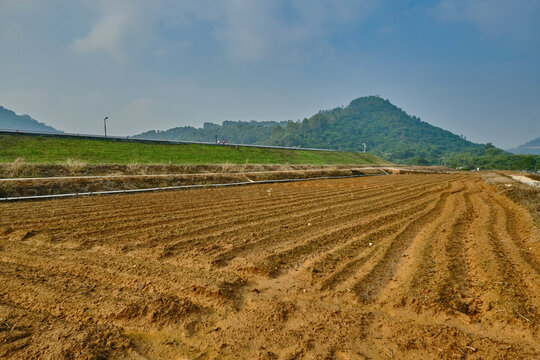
[0,174,539,359]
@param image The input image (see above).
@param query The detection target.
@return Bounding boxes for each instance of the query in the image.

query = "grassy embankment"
[0,134,387,165]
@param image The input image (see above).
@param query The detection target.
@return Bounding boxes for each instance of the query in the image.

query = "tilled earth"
[0,174,538,359]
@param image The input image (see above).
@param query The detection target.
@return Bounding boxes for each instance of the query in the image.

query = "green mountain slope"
[267,96,483,164]
[136,96,483,164]
[0,106,59,133]
[508,137,540,155]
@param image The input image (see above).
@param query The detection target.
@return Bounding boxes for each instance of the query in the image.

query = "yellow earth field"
[0,174,538,359]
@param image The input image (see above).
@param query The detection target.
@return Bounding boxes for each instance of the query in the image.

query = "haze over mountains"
[0,106,59,133]
[508,137,540,155]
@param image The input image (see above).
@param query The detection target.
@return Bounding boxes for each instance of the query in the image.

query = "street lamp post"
[104,117,109,138]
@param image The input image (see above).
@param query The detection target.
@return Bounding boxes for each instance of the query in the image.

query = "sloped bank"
[0,168,386,198]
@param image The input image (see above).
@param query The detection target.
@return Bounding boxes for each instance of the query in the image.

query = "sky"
[0,0,539,148]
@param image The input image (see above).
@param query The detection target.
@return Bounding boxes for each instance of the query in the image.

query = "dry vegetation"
[0,162,392,179]
[63,158,87,175]
[0,168,385,198]
[5,158,31,178]
[483,172,540,229]
[0,174,538,359]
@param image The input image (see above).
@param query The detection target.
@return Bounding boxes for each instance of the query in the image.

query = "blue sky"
[0,0,539,148]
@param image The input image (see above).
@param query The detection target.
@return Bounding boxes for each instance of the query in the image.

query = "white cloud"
[213,1,277,61]
[65,0,378,62]
[206,0,377,62]
[146,0,376,62]
[71,14,128,60]
[435,0,540,40]
[69,0,141,61]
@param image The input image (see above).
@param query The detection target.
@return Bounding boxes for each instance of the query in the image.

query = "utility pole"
[362,143,367,153]
[104,117,108,138]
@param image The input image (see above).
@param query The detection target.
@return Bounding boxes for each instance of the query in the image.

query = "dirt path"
[0,174,538,359]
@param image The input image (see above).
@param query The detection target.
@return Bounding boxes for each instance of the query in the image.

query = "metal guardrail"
[0,173,384,202]
[0,129,337,152]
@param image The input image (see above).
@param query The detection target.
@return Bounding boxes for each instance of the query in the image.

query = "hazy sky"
[1,0,539,148]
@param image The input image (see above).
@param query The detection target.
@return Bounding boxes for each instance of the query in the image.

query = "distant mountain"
[136,120,285,144]
[266,96,484,164]
[0,106,59,133]
[136,96,484,164]
[507,137,540,155]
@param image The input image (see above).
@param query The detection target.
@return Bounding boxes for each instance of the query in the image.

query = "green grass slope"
[0,134,388,165]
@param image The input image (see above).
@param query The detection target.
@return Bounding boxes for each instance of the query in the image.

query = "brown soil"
[0,163,392,179]
[0,161,451,179]
[483,172,540,229]
[0,168,385,198]
[0,174,538,359]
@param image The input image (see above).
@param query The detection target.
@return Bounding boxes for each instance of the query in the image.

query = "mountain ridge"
[136,96,484,164]
[0,106,59,133]
[507,136,540,155]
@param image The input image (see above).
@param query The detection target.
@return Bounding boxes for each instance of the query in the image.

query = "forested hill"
[136,120,285,145]
[0,106,59,133]
[268,97,483,164]
[508,137,540,155]
[136,96,483,164]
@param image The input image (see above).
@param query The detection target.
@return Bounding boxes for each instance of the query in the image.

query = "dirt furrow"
[209,183,449,269]
[482,194,539,326]
[372,180,461,312]
[112,180,439,250]
[0,174,453,230]
[1,174,538,360]
[77,176,451,242]
[436,190,477,315]
[463,191,538,326]
[300,192,446,287]
[6,181,411,246]
[350,183,460,303]
[491,194,540,275]
[316,218,417,291]
[0,179,394,228]
[248,188,448,276]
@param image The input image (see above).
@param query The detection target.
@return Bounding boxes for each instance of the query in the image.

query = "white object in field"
[510,175,540,188]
